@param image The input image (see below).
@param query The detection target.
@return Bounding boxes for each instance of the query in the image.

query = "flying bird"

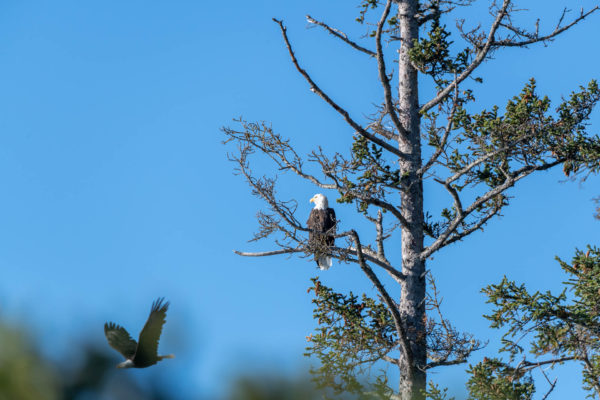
[104,298,174,369]
[306,193,336,270]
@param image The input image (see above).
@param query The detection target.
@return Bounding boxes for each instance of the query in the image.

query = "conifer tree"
[224,1,600,398]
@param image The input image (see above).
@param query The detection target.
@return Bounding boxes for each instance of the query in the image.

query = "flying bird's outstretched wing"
[104,322,138,359]
[135,298,169,364]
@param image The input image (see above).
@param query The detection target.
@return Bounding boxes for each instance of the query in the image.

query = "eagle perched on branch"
[306,193,336,270]
[104,298,174,369]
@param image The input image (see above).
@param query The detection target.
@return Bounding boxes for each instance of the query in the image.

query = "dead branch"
[422,157,566,259]
[493,6,600,47]
[439,204,502,248]
[234,248,303,257]
[420,0,511,113]
[349,229,415,376]
[224,121,337,190]
[425,273,484,369]
[306,15,376,57]
[272,18,407,159]
[376,0,408,138]
[422,2,599,112]
[418,77,459,176]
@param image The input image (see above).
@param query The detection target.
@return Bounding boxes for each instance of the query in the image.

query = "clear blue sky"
[0,1,598,398]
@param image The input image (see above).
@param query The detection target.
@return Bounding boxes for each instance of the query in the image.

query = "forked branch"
[273,18,407,159]
[421,0,511,113]
[349,229,414,375]
[493,6,600,47]
[422,158,566,259]
[421,1,598,113]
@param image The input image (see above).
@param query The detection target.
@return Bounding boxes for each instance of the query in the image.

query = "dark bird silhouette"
[306,193,336,270]
[104,298,174,369]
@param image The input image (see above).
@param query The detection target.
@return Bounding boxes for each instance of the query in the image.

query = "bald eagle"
[104,298,174,369]
[306,193,336,270]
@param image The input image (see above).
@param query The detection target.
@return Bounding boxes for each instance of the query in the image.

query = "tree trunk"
[397,1,426,399]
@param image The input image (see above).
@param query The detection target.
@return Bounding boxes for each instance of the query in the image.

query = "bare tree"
[224,1,600,398]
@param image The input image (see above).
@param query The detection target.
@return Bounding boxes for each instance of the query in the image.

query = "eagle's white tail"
[317,256,332,270]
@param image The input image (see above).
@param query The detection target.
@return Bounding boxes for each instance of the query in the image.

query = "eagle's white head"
[310,193,328,210]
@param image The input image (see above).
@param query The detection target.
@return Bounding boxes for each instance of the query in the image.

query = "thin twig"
[539,366,557,400]
[493,6,599,47]
[306,15,376,57]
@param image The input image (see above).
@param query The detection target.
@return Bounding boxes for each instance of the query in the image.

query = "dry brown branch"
[306,15,376,57]
[439,204,502,248]
[425,274,484,369]
[224,121,337,190]
[418,76,460,176]
[422,156,565,259]
[493,6,600,47]
[538,366,558,400]
[272,18,407,159]
[349,229,415,377]
[422,2,599,112]
[234,248,303,257]
[420,0,511,113]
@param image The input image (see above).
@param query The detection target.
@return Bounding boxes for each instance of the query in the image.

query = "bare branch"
[306,15,376,57]
[418,78,459,176]
[493,6,600,48]
[349,229,414,376]
[234,248,303,257]
[368,120,400,142]
[231,146,305,232]
[435,178,464,221]
[333,242,406,282]
[425,273,484,369]
[420,0,511,113]
[418,0,476,26]
[273,18,407,159]
[422,189,507,260]
[234,235,407,282]
[375,210,386,260]
[440,204,501,248]
[422,158,566,259]
[364,196,409,227]
[515,356,577,372]
[541,379,557,400]
[375,0,408,137]
[383,355,400,365]
[539,367,557,400]
[572,326,600,395]
[444,128,544,185]
[224,121,338,190]
[422,2,599,112]
[426,358,470,369]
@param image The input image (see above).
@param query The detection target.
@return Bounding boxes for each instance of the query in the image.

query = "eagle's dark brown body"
[307,207,336,269]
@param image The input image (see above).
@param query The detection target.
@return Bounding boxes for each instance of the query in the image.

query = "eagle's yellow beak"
[310,197,315,203]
